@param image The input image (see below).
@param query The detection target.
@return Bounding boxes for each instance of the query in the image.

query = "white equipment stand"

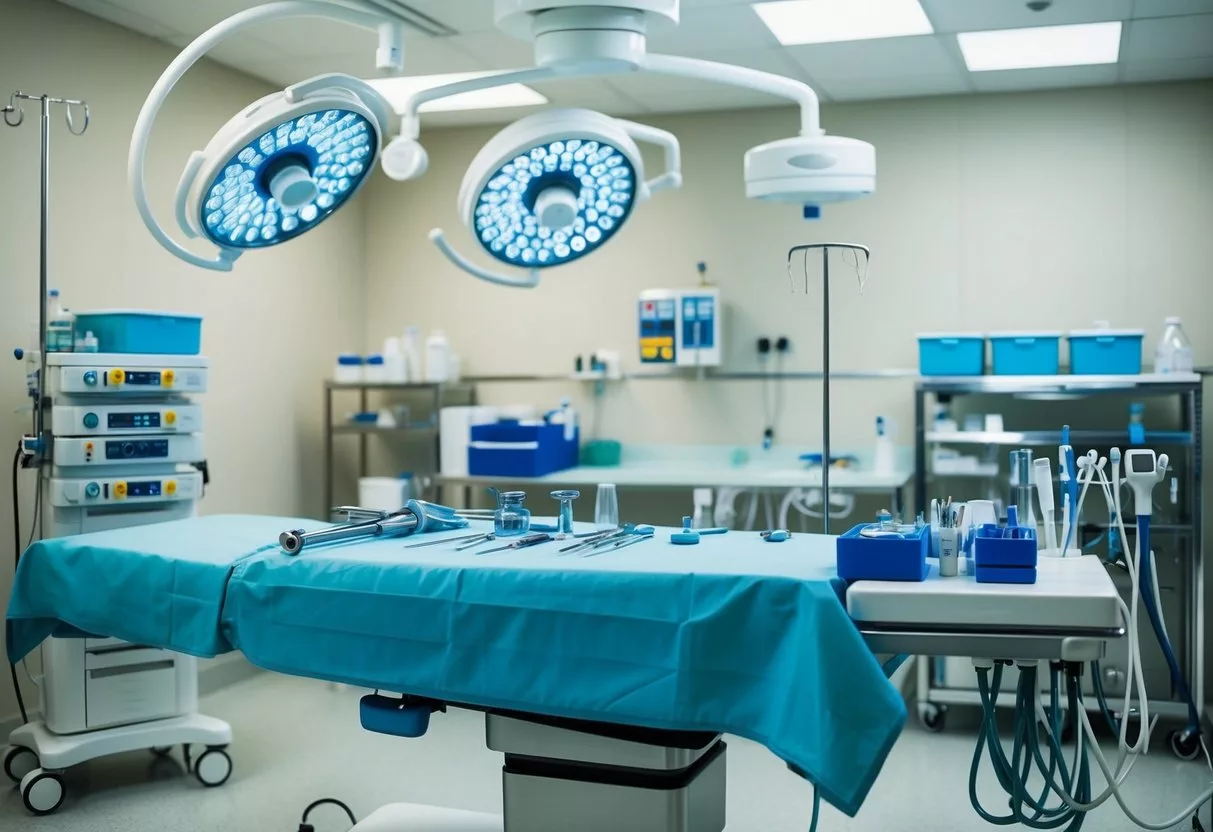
[4,352,232,815]
[351,711,726,832]
[846,555,1126,728]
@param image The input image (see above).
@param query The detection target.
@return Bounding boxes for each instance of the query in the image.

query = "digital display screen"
[105,440,169,460]
[123,371,162,386]
[1130,453,1155,474]
[127,481,162,498]
[108,412,161,430]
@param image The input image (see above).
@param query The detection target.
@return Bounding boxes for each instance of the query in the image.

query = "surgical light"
[430,108,680,287]
[129,1,404,271]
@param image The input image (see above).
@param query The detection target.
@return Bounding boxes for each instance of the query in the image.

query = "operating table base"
[352,711,727,832]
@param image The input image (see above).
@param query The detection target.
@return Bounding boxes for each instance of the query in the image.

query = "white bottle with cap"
[1154,316,1193,374]
[425,330,450,382]
[46,289,74,352]
[402,326,422,382]
[382,337,407,383]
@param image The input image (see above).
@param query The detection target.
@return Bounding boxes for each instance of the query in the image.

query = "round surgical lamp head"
[177,80,385,251]
[458,108,645,270]
[744,134,876,211]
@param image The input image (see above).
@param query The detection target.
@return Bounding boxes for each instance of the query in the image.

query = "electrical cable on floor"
[298,797,358,831]
[10,445,29,724]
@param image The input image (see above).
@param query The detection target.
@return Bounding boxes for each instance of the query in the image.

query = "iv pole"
[787,242,870,534]
[4,91,90,466]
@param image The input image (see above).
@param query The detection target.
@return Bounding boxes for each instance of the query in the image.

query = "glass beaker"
[494,490,531,537]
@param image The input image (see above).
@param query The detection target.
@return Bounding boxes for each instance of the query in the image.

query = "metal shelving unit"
[322,380,475,513]
[912,373,1205,735]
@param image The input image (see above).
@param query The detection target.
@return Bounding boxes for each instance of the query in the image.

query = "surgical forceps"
[560,525,655,555]
[476,533,553,555]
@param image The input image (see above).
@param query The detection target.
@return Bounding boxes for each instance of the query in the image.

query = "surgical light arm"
[129,0,404,271]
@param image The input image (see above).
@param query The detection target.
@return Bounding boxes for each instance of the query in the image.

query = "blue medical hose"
[1136,515,1201,730]
[808,786,820,832]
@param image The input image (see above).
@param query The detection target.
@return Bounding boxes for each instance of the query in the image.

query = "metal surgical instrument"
[279,500,469,555]
[476,533,553,555]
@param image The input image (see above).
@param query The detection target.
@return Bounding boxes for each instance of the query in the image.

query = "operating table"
[5,514,1125,830]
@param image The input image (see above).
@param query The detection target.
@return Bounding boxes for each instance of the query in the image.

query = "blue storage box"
[975,565,1038,585]
[974,524,1037,568]
[73,310,202,355]
[917,333,985,376]
[1067,329,1144,375]
[989,332,1061,375]
[836,524,929,582]
[469,420,580,478]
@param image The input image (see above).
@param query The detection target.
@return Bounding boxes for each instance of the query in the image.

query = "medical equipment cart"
[5,352,232,815]
[322,379,476,515]
[911,373,1206,755]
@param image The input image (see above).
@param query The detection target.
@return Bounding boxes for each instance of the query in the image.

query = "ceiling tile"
[202,35,295,69]
[969,63,1120,92]
[54,0,182,40]
[240,17,379,57]
[445,31,536,70]
[528,78,649,115]
[97,0,258,35]
[1131,0,1213,17]
[1122,55,1213,81]
[818,73,969,101]
[646,5,778,54]
[1124,14,1213,60]
[394,0,499,33]
[920,0,1132,33]
[787,35,956,80]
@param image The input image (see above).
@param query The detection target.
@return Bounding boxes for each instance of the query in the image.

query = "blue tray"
[975,565,1038,585]
[974,524,1037,568]
[836,524,929,582]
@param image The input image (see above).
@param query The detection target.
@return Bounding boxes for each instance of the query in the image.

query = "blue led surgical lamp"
[129,1,408,271]
[429,108,682,288]
[382,0,876,289]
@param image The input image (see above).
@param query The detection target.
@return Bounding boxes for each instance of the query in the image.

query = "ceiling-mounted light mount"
[496,0,679,68]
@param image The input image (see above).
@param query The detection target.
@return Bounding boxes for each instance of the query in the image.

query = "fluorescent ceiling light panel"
[751,0,933,46]
[958,21,1122,72]
[367,72,548,113]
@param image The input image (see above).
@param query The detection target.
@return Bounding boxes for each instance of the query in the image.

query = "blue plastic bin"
[975,565,1037,585]
[73,310,202,355]
[1067,329,1144,375]
[989,332,1061,375]
[836,524,929,582]
[917,333,985,376]
[468,420,580,478]
[974,525,1038,568]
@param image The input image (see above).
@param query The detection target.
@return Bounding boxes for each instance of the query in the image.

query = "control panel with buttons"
[48,352,209,396]
[52,404,202,436]
[53,433,205,467]
[48,471,203,507]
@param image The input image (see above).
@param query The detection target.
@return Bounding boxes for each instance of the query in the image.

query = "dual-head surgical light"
[130,0,876,286]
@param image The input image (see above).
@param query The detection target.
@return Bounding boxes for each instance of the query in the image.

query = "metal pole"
[35,96,50,451]
[821,247,830,535]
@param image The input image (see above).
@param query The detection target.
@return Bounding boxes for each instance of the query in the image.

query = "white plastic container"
[1154,316,1194,374]
[874,416,895,476]
[439,406,498,476]
[364,354,386,383]
[358,476,412,512]
[383,337,407,383]
[335,353,364,384]
[46,290,75,353]
[74,330,99,353]
[402,327,422,382]
[425,330,450,382]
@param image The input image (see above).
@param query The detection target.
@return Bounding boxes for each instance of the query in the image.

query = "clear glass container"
[494,491,531,537]
[594,483,619,528]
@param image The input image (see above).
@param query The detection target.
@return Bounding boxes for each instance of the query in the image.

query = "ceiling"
[57,0,1213,126]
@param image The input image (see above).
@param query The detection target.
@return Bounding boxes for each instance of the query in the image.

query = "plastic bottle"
[874,415,895,476]
[425,330,450,382]
[382,337,407,383]
[402,327,422,382]
[76,330,99,353]
[1154,316,1193,374]
[46,290,74,352]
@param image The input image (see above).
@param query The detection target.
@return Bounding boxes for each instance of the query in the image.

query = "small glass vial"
[495,491,531,538]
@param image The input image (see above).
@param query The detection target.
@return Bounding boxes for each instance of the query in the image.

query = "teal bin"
[73,310,202,355]
[989,332,1061,375]
[1068,329,1144,375]
[918,333,985,376]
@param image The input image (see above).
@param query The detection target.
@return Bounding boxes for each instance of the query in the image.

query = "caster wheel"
[20,769,65,815]
[4,746,38,784]
[1169,729,1203,761]
[194,748,232,788]
[149,746,173,758]
[919,703,947,733]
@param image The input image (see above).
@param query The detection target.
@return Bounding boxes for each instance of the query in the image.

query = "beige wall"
[363,81,1213,693]
[0,0,366,722]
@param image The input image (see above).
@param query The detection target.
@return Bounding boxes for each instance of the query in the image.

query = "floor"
[2,672,1209,831]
